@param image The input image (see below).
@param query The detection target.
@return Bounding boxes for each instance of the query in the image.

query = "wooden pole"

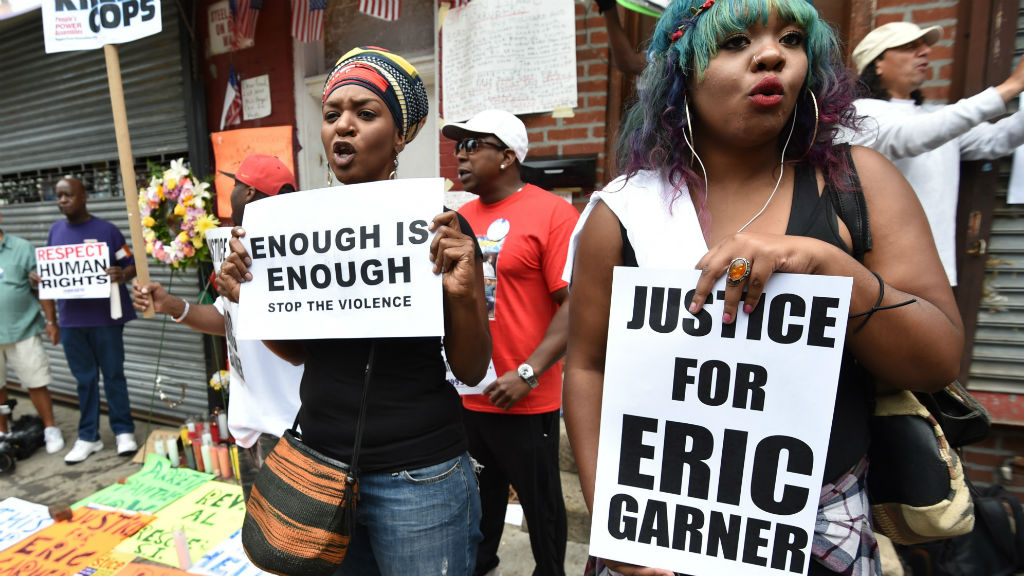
[103,43,154,318]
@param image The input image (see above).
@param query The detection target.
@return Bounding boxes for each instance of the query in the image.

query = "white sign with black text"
[41,0,163,54]
[591,267,852,576]
[35,242,111,300]
[236,179,444,340]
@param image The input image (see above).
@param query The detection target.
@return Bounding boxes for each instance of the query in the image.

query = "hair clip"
[670,0,716,45]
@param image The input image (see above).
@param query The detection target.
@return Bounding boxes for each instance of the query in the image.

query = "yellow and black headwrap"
[323,46,429,144]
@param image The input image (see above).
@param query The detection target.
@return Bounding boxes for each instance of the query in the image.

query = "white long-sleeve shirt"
[847,87,1024,284]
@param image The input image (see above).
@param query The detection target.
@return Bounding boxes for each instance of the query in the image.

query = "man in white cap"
[846,21,1024,287]
[443,109,579,576]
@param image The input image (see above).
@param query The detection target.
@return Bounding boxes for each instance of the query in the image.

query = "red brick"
[928,45,953,61]
[875,14,905,26]
[570,110,606,124]
[529,144,560,158]
[910,7,958,25]
[586,95,608,109]
[546,127,590,141]
[999,433,1024,456]
[563,143,604,155]
[578,79,607,93]
[966,467,995,485]
[875,0,917,9]
[962,450,1010,469]
[588,62,609,78]
[589,30,609,45]
[591,125,606,139]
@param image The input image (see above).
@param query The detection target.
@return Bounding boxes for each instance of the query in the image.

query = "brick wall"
[962,424,1024,491]
[871,0,959,102]
[440,3,612,198]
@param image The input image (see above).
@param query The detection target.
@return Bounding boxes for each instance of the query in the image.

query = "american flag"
[229,0,262,48]
[292,0,326,43]
[220,65,243,130]
[359,0,400,21]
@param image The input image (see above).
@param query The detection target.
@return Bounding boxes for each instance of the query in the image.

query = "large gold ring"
[727,257,751,285]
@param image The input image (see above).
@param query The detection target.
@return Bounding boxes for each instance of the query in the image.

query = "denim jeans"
[61,325,134,441]
[336,452,483,576]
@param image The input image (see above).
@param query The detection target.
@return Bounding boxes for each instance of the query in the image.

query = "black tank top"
[620,161,872,484]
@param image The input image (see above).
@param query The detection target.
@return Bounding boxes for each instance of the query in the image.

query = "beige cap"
[852,22,942,75]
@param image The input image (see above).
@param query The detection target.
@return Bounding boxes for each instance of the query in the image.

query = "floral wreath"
[139,158,220,268]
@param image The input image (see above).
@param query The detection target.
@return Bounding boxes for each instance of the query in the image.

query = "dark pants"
[464,408,567,576]
[239,433,279,502]
[61,325,134,442]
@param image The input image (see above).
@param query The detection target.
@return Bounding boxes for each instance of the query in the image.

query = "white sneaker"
[115,433,138,456]
[44,427,64,454]
[65,439,103,464]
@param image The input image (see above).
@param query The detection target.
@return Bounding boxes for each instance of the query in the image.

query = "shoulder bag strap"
[350,341,375,477]
[828,143,872,262]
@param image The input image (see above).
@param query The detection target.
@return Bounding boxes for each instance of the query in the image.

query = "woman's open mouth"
[333,141,356,168]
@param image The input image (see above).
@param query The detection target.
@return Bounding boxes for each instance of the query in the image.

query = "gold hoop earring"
[389,157,398,180]
[326,165,333,186]
[684,94,696,164]
[800,91,820,159]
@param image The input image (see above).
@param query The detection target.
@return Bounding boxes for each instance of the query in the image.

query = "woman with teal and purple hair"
[563,1,963,575]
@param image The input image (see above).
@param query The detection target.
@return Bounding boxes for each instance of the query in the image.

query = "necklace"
[684,99,799,234]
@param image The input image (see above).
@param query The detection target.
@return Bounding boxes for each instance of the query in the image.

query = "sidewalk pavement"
[0,393,590,575]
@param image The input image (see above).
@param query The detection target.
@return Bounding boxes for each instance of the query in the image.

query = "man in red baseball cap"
[219,154,297,225]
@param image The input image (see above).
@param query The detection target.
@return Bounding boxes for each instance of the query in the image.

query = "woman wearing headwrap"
[219,47,490,575]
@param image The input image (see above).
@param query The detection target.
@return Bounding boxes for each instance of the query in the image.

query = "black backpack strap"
[827,143,872,262]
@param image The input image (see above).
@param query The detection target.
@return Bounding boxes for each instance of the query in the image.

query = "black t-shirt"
[297,211,483,473]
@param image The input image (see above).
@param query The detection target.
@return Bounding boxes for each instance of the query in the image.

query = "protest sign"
[590,268,852,575]
[111,563,190,575]
[0,506,153,575]
[74,550,135,576]
[0,498,53,553]
[73,453,214,513]
[116,481,245,567]
[35,242,111,299]
[41,0,162,53]
[236,178,445,340]
[189,529,272,576]
[444,352,496,396]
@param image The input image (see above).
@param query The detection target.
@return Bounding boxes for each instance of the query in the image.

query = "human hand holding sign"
[429,211,477,299]
[218,227,251,303]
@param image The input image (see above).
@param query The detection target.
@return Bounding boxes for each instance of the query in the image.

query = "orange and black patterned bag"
[241,429,357,576]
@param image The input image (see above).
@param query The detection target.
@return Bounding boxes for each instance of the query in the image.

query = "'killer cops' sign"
[42,0,162,53]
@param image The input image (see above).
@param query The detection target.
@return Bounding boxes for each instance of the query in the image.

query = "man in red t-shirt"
[444,110,579,576]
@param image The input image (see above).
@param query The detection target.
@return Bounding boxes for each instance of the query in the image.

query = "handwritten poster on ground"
[441,0,577,121]
[0,498,53,552]
[36,242,111,299]
[189,529,272,576]
[236,178,444,340]
[0,506,153,575]
[211,127,294,219]
[41,0,162,53]
[74,550,135,576]
[73,453,214,513]
[115,481,246,567]
[590,268,852,575]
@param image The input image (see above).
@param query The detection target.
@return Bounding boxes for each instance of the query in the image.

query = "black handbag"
[242,344,375,576]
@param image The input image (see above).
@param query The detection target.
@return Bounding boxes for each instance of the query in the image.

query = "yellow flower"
[191,235,204,249]
[142,216,156,228]
[157,185,165,200]
[173,203,187,216]
[165,177,178,191]
[194,214,220,237]
[177,231,190,244]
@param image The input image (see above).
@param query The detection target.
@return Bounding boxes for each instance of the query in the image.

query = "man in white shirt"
[847,22,1024,285]
[131,154,302,498]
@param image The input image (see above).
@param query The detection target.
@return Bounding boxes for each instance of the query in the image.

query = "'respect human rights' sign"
[590,267,852,576]
[236,178,445,341]
[35,242,111,300]
[42,0,162,54]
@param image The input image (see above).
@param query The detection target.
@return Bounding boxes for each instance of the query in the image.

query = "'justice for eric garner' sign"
[236,178,444,340]
[591,267,852,576]
[35,242,111,300]
[41,0,163,54]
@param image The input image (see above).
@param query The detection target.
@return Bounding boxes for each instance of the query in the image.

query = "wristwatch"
[517,363,540,389]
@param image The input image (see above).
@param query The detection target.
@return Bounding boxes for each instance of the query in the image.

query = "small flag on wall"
[229,0,262,48]
[292,0,327,42]
[220,65,243,130]
[359,0,401,21]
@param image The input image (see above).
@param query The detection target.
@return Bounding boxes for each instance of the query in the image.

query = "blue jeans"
[61,325,134,441]
[336,452,483,576]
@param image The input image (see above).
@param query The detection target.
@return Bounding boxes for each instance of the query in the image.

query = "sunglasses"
[454,138,506,155]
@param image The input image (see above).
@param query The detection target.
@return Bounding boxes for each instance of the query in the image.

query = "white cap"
[852,22,942,75]
[442,109,529,163]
